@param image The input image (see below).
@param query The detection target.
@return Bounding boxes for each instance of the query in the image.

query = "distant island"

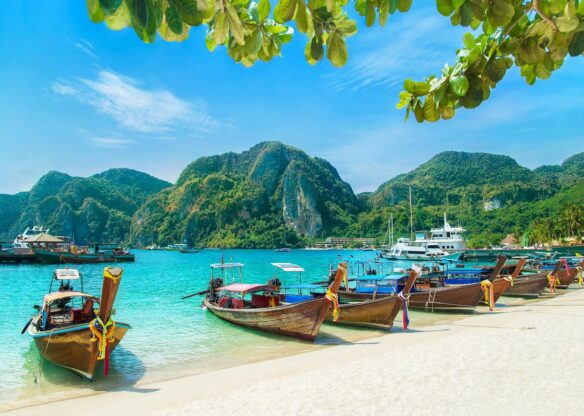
[0,142,582,248]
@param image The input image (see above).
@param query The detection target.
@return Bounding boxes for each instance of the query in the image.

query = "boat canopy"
[282,283,325,290]
[271,263,305,272]
[54,268,80,280]
[210,262,245,269]
[356,273,406,281]
[23,233,64,243]
[217,283,278,294]
[43,291,96,304]
[444,268,487,275]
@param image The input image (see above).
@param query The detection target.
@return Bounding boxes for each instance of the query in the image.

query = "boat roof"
[23,233,64,243]
[216,283,278,294]
[210,262,245,269]
[54,268,80,280]
[271,263,305,272]
[44,291,97,304]
[356,273,405,281]
[282,283,325,290]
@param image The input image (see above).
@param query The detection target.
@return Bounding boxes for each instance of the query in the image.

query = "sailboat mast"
[409,186,413,240]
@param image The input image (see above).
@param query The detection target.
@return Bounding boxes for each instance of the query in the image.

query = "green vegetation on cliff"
[131,142,360,248]
[0,169,171,243]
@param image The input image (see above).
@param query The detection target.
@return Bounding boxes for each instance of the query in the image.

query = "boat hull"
[29,319,129,379]
[327,296,401,328]
[338,289,391,302]
[503,273,549,298]
[408,283,484,312]
[557,268,577,289]
[34,250,134,264]
[203,297,329,341]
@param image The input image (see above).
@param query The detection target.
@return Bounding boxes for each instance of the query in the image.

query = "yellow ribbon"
[89,316,116,360]
[104,267,122,283]
[577,267,583,287]
[481,280,494,311]
[547,273,559,294]
[325,289,340,322]
[503,275,514,287]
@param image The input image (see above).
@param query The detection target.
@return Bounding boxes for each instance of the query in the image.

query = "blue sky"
[1,1,582,194]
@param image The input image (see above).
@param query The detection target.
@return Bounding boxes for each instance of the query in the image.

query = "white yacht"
[12,226,50,254]
[381,214,466,261]
[415,213,467,252]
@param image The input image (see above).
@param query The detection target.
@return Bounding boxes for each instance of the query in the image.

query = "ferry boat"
[381,214,466,261]
[12,226,50,254]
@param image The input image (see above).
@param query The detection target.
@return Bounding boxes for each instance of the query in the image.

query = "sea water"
[0,249,462,408]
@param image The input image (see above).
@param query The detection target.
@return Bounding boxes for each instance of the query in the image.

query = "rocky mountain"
[130,142,360,248]
[0,169,171,243]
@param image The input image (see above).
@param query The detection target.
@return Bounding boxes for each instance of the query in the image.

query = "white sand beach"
[5,288,584,416]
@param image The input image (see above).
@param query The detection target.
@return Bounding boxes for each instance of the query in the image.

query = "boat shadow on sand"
[22,344,157,395]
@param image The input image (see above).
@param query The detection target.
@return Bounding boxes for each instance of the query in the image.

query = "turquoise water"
[0,249,417,407]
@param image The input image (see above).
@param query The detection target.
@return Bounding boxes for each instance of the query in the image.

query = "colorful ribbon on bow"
[547,273,559,294]
[325,288,340,322]
[481,280,495,311]
[577,267,583,287]
[397,291,410,330]
[89,316,116,375]
[503,275,514,287]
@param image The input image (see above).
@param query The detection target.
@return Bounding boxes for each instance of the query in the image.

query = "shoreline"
[3,287,583,415]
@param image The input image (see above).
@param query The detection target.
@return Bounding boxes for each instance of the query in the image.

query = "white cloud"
[91,137,136,149]
[73,38,98,60]
[52,70,220,134]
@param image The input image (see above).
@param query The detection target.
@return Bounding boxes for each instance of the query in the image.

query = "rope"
[503,275,514,287]
[89,315,116,376]
[325,288,340,322]
[547,273,559,294]
[397,291,410,330]
[480,280,495,311]
[35,328,56,385]
[425,290,437,312]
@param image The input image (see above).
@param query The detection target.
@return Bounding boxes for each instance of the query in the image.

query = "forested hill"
[130,141,360,248]
[0,147,582,248]
[352,151,583,247]
[0,169,171,243]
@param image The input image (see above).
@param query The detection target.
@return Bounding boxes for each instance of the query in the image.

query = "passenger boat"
[25,267,130,379]
[526,258,583,289]
[34,244,134,264]
[203,262,345,341]
[504,262,562,298]
[324,266,420,328]
[483,258,526,304]
[407,256,507,312]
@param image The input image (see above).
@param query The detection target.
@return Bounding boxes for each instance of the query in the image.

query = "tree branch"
[531,0,558,31]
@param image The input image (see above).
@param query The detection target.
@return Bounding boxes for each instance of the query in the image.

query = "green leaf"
[379,0,390,27]
[310,36,324,61]
[486,0,514,27]
[403,79,431,95]
[99,0,122,15]
[105,2,131,30]
[326,31,348,67]
[486,59,506,82]
[534,63,551,79]
[463,32,475,49]
[423,96,439,122]
[452,0,465,8]
[568,31,584,56]
[213,12,229,44]
[245,29,263,55]
[166,5,183,34]
[295,2,308,34]
[396,91,412,109]
[449,75,469,96]
[397,0,412,12]
[336,17,357,36]
[226,4,245,45]
[127,0,157,42]
[555,2,579,33]
[169,0,202,26]
[365,3,376,27]
[436,0,454,17]
[441,106,455,120]
[274,0,297,23]
[258,0,271,23]
[87,0,106,23]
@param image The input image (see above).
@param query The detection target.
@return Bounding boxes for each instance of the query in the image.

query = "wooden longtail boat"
[203,263,346,341]
[26,267,129,379]
[325,267,419,328]
[556,260,584,288]
[479,258,527,305]
[34,249,134,264]
[407,256,507,312]
[504,262,562,298]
